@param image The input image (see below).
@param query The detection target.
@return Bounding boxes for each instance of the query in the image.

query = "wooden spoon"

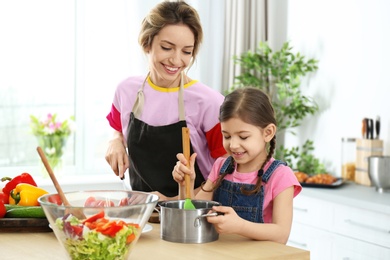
[182,128,196,210]
[37,146,85,219]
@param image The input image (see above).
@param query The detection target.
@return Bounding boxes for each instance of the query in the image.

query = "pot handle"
[194,212,223,227]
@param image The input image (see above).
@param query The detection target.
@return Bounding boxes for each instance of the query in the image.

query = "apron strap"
[178,71,185,121]
[132,71,186,121]
[131,72,149,118]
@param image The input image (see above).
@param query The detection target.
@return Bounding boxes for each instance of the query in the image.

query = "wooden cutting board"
[0,218,52,233]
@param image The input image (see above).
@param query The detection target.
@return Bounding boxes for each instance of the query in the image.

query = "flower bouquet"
[30,113,74,175]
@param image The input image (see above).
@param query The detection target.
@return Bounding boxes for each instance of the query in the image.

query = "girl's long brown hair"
[202,87,277,195]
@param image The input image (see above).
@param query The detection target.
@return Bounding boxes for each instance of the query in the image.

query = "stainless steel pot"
[159,200,220,243]
[368,155,390,193]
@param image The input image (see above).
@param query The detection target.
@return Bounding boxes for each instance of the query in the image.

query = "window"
[0,0,224,179]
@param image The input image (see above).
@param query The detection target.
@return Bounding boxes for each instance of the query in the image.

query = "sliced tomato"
[85,196,115,207]
[48,194,62,205]
[126,233,136,244]
[84,196,97,207]
[119,197,130,206]
[95,200,115,207]
[72,225,83,237]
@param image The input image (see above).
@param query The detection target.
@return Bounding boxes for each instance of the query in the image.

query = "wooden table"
[0,223,309,259]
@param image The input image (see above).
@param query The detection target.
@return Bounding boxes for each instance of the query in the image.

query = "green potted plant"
[229,41,325,173]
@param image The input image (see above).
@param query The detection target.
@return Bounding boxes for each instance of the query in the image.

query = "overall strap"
[219,157,287,183]
[261,160,287,183]
[219,156,235,174]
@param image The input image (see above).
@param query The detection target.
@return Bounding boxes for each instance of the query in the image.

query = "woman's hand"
[105,131,129,179]
[149,191,178,202]
[172,153,197,185]
[206,206,245,234]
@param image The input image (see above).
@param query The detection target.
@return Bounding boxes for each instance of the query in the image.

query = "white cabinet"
[333,235,390,260]
[333,204,390,248]
[291,195,334,230]
[288,222,333,260]
[288,185,390,260]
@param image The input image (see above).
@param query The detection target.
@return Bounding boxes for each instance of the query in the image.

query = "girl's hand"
[206,206,245,234]
[172,153,197,185]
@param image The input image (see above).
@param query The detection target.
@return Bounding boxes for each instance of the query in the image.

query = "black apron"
[126,73,204,197]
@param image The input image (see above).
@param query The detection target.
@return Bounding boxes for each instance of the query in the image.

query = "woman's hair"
[203,87,277,195]
[138,1,203,67]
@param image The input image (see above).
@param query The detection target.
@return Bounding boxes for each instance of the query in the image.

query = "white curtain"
[221,0,268,93]
[186,0,225,92]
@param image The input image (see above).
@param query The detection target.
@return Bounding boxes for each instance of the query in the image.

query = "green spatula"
[182,127,196,210]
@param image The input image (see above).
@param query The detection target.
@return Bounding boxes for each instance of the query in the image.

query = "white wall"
[283,0,390,176]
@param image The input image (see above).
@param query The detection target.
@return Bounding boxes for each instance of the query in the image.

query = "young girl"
[172,87,302,244]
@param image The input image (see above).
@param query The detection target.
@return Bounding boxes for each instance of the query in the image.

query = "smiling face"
[222,117,274,173]
[146,24,194,88]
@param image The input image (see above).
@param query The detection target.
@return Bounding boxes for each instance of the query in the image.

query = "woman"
[105,1,226,200]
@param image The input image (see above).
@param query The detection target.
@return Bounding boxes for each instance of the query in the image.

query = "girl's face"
[146,24,194,88]
[221,117,271,173]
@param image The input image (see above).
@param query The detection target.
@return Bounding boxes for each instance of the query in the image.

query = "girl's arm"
[207,186,294,244]
[194,179,214,201]
[173,153,214,201]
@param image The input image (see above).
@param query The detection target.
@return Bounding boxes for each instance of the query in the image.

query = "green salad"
[55,211,140,260]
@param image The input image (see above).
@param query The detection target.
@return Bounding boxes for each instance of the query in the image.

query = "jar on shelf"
[341,137,356,181]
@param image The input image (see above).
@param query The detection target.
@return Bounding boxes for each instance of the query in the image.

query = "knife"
[375,116,380,139]
[362,118,367,139]
[368,118,375,139]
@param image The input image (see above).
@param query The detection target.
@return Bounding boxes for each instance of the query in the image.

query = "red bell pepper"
[0,192,8,204]
[81,211,140,240]
[2,173,37,197]
[82,210,105,224]
[0,201,6,218]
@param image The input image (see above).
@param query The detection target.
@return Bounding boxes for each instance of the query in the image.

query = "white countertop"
[300,181,390,215]
[0,223,310,259]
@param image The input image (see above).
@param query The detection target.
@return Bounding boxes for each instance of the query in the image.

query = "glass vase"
[36,135,67,177]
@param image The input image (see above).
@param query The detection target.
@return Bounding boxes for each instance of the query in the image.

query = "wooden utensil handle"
[37,146,71,206]
[37,146,86,219]
[182,127,191,199]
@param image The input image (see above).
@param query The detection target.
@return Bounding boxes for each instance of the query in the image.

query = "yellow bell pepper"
[9,183,48,206]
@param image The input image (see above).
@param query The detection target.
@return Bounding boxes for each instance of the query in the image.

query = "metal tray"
[300,177,345,188]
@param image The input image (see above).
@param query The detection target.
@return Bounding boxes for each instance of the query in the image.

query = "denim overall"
[213,156,286,223]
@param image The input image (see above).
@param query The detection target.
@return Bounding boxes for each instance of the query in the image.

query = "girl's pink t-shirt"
[208,157,302,223]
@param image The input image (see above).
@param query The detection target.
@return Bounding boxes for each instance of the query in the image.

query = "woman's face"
[147,24,194,88]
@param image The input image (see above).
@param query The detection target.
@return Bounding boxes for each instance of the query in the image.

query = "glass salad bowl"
[38,190,159,260]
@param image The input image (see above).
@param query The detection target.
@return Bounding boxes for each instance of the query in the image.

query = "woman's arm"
[105,130,129,179]
[207,186,294,244]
